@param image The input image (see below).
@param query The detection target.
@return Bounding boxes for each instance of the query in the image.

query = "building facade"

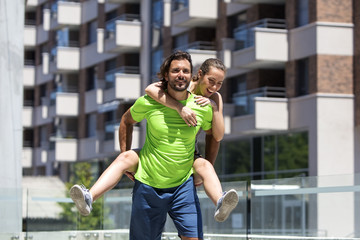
[23,0,359,184]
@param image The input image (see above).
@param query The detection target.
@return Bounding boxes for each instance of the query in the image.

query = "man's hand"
[124,171,136,182]
[193,172,203,187]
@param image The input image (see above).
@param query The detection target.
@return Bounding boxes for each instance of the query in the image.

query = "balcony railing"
[105,66,140,89]
[172,0,189,11]
[175,41,216,51]
[105,14,141,38]
[3,173,360,239]
[234,18,286,50]
[233,86,286,116]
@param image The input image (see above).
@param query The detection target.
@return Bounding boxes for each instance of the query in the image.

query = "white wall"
[0,0,24,233]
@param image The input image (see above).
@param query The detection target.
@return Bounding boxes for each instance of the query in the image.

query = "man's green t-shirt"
[130,92,213,189]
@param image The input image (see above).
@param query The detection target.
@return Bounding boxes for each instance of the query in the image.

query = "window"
[296,0,309,27]
[86,113,96,138]
[87,20,97,44]
[199,132,309,182]
[173,33,188,49]
[86,66,97,91]
[152,0,163,27]
[24,50,35,65]
[151,48,163,81]
[296,58,309,96]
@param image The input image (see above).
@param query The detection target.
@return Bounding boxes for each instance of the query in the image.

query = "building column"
[0,0,24,234]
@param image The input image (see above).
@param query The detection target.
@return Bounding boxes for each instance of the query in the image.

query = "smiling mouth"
[207,89,214,95]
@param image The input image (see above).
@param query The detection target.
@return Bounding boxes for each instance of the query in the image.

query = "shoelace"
[80,184,89,192]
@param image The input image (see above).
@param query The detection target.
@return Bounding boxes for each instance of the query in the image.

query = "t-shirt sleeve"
[201,106,213,131]
[130,96,147,122]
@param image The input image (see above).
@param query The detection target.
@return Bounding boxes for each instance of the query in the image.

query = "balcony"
[85,88,103,113]
[23,106,34,127]
[24,24,36,48]
[103,66,141,102]
[22,147,33,168]
[23,65,35,87]
[289,21,353,60]
[227,0,285,4]
[54,138,78,162]
[99,0,140,3]
[172,0,218,27]
[230,87,288,135]
[37,24,49,45]
[232,18,288,69]
[50,91,79,117]
[43,1,81,31]
[98,14,141,54]
[36,64,53,85]
[78,136,100,161]
[175,41,217,67]
[33,98,53,126]
[46,46,80,73]
[33,142,55,167]
[26,0,48,8]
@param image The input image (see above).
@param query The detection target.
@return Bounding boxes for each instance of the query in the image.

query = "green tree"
[58,162,113,230]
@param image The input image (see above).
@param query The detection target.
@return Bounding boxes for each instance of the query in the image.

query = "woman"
[70,58,238,222]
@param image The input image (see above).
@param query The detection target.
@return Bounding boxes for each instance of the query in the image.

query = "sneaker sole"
[69,185,90,216]
[214,189,239,222]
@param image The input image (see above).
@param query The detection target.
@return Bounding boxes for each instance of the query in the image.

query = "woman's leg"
[193,158,222,206]
[90,149,140,201]
[193,157,239,222]
[70,149,140,216]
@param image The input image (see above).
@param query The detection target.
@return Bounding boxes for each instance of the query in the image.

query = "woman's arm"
[208,92,225,142]
[145,82,197,126]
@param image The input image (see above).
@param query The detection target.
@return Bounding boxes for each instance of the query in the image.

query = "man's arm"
[203,129,220,165]
[119,109,138,152]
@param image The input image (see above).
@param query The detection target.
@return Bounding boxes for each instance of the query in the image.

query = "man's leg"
[169,177,203,240]
[130,180,168,240]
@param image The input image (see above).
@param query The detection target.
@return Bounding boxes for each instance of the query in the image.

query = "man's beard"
[168,78,190,92]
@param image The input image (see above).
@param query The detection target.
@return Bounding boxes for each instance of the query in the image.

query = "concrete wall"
[0,0,24,233]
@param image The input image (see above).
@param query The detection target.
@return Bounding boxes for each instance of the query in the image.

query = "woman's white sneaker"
[69,184,93,216]
[214,189,239,222]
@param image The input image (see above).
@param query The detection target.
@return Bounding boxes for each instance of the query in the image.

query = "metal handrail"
[175,41,216,51]
[234,18,287,33]
[234,18,286,50]
[105,66,140,89]
[172,0,189,11]
[106,14,141,31]
[233,86,286,98]
[232,86,286,116]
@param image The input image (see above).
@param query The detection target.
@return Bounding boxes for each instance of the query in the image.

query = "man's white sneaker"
[214,189,239,222]
[69,184,93,216]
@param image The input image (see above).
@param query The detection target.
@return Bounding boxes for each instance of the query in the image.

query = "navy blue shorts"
[129,176,203,240]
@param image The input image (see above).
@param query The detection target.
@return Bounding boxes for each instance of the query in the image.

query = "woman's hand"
[179,105,197,127]
[194,95,211,107]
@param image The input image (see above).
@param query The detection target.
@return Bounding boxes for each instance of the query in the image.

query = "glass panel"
[15,174,360,239]
[250,174,360,238]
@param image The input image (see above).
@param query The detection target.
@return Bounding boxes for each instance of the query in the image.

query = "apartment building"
[23,0,359,184]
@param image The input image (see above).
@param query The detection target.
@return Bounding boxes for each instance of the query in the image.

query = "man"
[120,51,212,240]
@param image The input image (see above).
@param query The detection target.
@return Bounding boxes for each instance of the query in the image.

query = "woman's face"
[198,66,225,98]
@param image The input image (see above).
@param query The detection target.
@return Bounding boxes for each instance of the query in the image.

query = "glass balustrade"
[2,174,360,239]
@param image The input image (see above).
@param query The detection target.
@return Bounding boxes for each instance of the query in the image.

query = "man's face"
[166,59,192,92]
